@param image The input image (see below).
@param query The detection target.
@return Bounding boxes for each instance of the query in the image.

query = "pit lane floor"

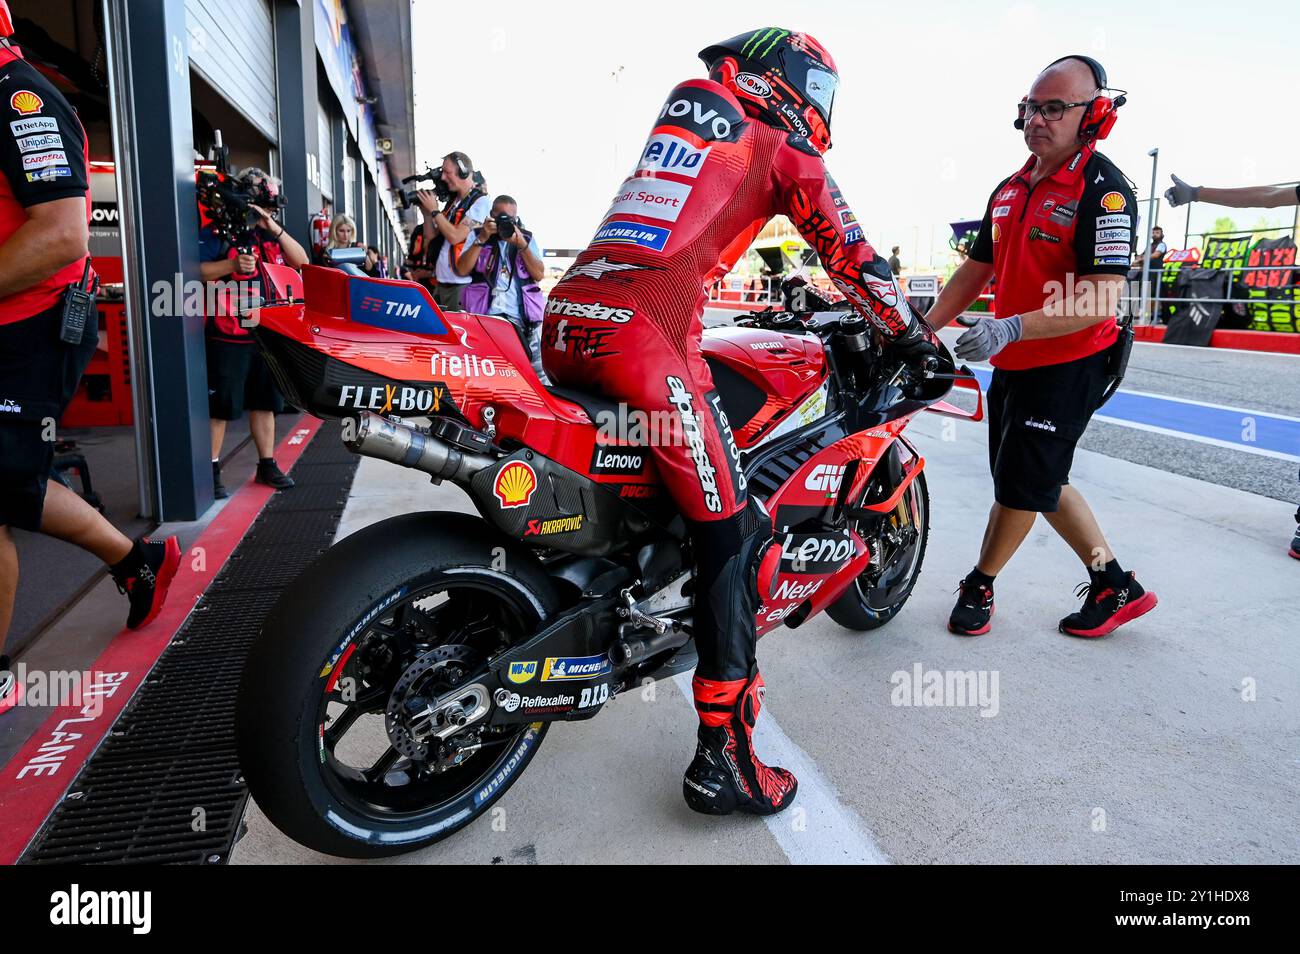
[233,331,1298,865]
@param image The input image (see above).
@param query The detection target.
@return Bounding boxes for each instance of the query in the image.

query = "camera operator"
[0,16,181,709]
[456,195,544,374]
[198,166,308,499]
[415,151,488,312]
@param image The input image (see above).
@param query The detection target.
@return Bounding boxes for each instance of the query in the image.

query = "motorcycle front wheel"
[826,466,929,632]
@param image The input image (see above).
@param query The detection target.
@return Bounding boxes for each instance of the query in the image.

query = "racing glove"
[955,314,1022,362]
[1164,174,1199,208]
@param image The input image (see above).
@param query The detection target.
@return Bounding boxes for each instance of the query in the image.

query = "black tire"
[826,468,929,631]
[236,511,559,858]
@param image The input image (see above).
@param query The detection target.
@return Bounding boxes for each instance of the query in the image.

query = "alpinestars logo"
[565,257,650,281]
[545,298,635,323]
[666,376,721,513]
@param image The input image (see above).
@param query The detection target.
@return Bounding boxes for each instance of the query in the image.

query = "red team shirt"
[968,146,1136,370]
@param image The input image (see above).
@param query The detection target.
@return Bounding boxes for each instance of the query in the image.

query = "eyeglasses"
[1018,100,1091,122]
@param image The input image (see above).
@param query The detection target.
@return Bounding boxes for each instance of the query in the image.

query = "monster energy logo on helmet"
[741,28,791,58]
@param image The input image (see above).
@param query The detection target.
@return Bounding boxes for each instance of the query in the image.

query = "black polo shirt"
[970,147,1136,369]
[0,44,92,324]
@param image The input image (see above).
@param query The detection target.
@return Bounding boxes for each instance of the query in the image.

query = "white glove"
[1164,174,1199,208]
[955,314,1023,362]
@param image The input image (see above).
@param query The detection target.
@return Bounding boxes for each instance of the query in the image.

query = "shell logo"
[494,461,537,509]
[10,90,44,116]
[1100,191,1126,213]
[991,223,1001,243]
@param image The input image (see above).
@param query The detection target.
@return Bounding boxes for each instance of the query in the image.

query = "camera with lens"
[398,167,451,209]
[195,142,285,243]
[494,213,520,241]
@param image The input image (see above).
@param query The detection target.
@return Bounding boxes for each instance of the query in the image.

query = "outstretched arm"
[1166,174,1300,209]
[775,156,927,349]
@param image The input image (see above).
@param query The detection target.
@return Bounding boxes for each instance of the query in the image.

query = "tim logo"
[347,280,446,336]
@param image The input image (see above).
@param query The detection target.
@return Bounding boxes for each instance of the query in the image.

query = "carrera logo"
[525,514,583,536]
[10,90,43,115]
[735,72,772,97]
[21,150,66,169]
[493,461,537,509]
[1094,242,1129,256]
[805,463,845,494]
[1100,191,1127,212]
[637,133,710,178]
[590,445,645,476]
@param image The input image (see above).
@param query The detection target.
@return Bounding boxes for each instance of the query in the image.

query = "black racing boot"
[684,672,797,815]
[682,500,797,816]
[255,457,295,489]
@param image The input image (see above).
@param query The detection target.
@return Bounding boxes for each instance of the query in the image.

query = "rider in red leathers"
[544,28,937,816]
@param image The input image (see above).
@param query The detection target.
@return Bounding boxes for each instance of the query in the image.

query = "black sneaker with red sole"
[113,536,182,630]
[948,577,995,636]
[1059,572,1157,638]
[1289,526,1300,560]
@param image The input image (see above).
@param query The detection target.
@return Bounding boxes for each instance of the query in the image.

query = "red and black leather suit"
[543,74,927,815]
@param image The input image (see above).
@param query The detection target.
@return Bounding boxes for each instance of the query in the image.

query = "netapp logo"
[50,884,151,934]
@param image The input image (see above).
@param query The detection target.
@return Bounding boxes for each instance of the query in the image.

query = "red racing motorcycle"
[235,260,982,857]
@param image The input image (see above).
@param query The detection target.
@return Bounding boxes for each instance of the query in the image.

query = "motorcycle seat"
[546,386,625,426]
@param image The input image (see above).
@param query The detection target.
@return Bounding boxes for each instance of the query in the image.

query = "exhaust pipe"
[344,411,495,484]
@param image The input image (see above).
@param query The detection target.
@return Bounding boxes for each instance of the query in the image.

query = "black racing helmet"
[699,28,839,154]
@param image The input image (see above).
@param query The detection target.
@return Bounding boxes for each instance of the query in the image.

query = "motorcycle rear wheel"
[236,511,559,858]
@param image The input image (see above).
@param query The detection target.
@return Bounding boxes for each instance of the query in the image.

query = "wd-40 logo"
[348,280,446,336]
[507,661,538,684]
[805,463,845,495]
[542,654,611,681]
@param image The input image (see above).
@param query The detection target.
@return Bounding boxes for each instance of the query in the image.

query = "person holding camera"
[0,20,181,710]
[415,151,488,313]
[199,167,309,498]
[456,195,545,373]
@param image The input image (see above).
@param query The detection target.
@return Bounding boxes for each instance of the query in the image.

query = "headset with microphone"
[443,151,472,182]
[1014,54,1127,143]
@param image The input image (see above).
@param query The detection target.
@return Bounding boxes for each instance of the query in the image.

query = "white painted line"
[674,672,889,865]
[1091,414,1300,463]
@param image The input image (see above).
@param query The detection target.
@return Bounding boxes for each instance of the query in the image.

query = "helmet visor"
[804,68,837,119]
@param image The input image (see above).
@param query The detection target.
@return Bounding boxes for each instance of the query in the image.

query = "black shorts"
[206,337,286,420]
[986,349,1109,513]
[0,303,98,530]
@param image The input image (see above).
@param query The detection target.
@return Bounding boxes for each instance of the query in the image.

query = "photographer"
[456,195,544,374]
[415,151,488,312]
[199,167,308,498]
[1,26,181,709]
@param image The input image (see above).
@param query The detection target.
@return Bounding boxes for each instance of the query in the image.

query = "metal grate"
[21,423,359,864]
